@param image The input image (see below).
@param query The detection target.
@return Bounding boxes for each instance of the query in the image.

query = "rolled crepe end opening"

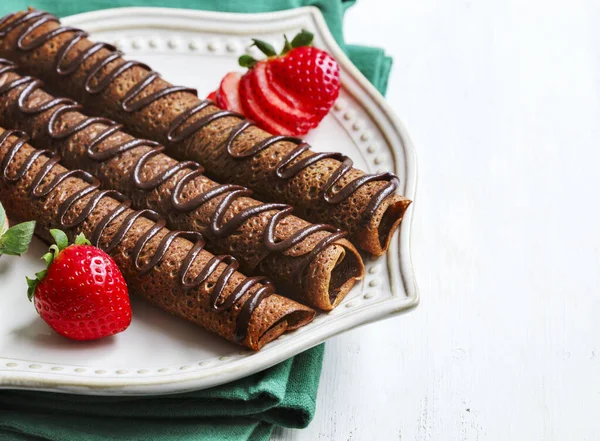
[359,196,412,256]
[378,198,412,249]
[304,239,365,311]
[328,244,365,307]
[247,301,315,351]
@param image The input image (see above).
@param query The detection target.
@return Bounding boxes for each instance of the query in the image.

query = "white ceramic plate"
[0,6,418,395]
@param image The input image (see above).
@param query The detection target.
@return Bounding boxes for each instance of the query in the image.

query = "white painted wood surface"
[274,0,600,439]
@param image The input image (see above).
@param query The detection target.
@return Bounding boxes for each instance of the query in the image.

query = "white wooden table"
[275,0,600,439]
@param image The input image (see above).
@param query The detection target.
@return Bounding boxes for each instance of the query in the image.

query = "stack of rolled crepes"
[0,58,365,311]
[0,9,412,256]
[0,128,314,350]
[0,8,414,349]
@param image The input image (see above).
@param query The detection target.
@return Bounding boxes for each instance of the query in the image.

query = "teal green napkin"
[0,348,323,441]
[0,1,393,440]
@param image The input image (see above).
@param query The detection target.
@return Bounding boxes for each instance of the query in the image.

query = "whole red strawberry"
[26,229,132,341]
[209,30,340,136]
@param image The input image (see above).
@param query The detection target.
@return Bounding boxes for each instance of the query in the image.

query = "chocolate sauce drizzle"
[0,58,347,284]
[0,10,400,227]
[0,129,274,341]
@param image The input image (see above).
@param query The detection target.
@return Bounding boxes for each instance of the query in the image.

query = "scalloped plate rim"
[0,6,418,395]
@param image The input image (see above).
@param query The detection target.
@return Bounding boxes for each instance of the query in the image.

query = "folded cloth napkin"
[0,1,393,440]
[0,348,323,441]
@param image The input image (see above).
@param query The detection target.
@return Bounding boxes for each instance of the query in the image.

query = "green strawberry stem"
[239,54,257,68]
[281,35,293,55]
[239,29,315,67]
[251,38,276,57]
[0,201,35,257]
[290,29,314,49]
[26,229,90,301]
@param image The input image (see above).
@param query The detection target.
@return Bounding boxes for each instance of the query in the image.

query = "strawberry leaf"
[251,39,276,57]
[281,35,293,55]
[0,202,6,236]
[26,276,37,301]
[239,54,258,68]
[74,232,91,246]
[49,244,60,259]
[25,270,47,302]
[26,228,73,301]
[0,220,36,256]
[291,29,314,48]
[41,252,54,266]
[50,229,68,252]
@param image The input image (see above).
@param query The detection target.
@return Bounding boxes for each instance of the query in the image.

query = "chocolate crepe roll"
[0,60,364,311]
[0,128,315,350]
[0,9,412,256]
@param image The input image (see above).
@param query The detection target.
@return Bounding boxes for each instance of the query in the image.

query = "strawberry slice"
[251,62,317,134]
[206,90,217,102]
[216,72,242,113]
[263,64,331,127]
[239,72,296,135]
[264,62,330,117]
[264,63,298,108]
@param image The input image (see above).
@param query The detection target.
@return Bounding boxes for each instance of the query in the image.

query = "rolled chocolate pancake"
[0,9,412,256]
[0,128,315,350]
[0,60,364,311]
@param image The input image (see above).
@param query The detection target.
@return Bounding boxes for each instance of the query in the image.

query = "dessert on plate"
[0,8,413,350]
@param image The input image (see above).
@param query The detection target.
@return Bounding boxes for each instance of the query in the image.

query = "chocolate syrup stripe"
[0,58,348,283]
[0,129,274,342]
[0,10,400,226]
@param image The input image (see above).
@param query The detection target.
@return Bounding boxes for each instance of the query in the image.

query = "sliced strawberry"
[264,63,299,108]
[215,88,225,109]
[206,90,217,102]
[216,72,242,113]
[255,62,313,120]
[265,64,330,122]
[233,30,341,134]
[265,62,330,117]
[250,62,318,135]
[239,72,297,136]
